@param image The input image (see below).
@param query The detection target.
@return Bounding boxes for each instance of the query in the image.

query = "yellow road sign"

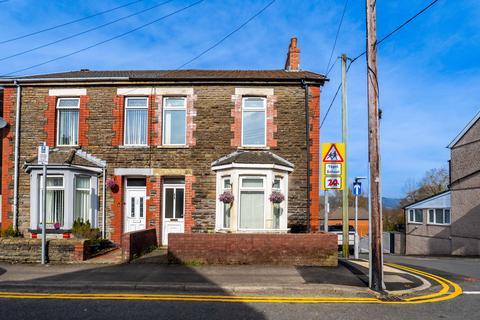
[321,143,345,190]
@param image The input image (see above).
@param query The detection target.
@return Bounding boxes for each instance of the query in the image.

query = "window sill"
[427,223,451,227]
[118,145,150,149]
[238,146,270,150]
[157,145,189,149]
[407,222,423,225]
[28,228,72,234]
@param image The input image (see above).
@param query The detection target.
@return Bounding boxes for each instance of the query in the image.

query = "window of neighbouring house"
[124,97,148,146]
[428,208,451,225]
[40,176,65,227]
[57,98,80,146]
[222,176,232,229]
[408,209,423,223]
[163,97,186,146]
[239,176,266,230]
[242,97,266,147]
[74,176,91,223]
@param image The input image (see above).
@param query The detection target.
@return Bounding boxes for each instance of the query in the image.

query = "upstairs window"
[428,209,451,225]
[57,98,80,146]
[163,97,186,145]
[408,209,423,223]
[124,97,148,146]
[242,97,266,147]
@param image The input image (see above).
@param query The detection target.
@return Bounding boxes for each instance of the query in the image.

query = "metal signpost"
[352,177,366,259]
[321,143,345,250]
[38,143,49,265]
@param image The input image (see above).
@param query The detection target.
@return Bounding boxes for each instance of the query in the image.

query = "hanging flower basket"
[219,191,234,204]
[53,222,61,230]
[106,179,119,193]
[269,191,285,204]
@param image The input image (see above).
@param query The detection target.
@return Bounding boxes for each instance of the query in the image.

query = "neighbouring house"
[320,206,369,237]
[0,38,326,249]
[404,191,451,255]
[447,110,480,256]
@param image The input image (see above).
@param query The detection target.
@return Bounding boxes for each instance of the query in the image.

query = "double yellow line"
[0,263,462,304]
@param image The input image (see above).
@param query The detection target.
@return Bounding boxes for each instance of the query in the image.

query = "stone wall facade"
[1,83,321,245]
[168,233,338,266]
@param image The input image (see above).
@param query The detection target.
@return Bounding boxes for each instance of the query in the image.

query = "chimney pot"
[285,37,300,71]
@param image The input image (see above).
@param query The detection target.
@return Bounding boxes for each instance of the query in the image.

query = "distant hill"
[382,197,401,209]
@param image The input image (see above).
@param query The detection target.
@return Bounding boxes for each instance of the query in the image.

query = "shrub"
[0,225,22,238]
[72,218,100,241]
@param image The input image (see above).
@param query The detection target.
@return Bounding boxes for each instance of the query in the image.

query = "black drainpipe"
[302,80,311,233]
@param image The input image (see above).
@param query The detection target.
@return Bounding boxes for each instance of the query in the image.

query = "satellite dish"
[0,117,7,129]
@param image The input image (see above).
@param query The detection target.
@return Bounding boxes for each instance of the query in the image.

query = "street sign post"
[321,143,345,237]
[353,177,366,259]
[38,143,49,265]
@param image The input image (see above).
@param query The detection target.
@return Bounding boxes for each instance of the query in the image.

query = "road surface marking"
[463,291,480,295]
[0,263,462,304]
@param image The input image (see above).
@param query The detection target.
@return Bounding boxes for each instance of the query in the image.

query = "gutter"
[13,80,21,231]
[302,79,311,233]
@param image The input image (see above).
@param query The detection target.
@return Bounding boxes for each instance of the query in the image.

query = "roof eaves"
[447,110,480,148]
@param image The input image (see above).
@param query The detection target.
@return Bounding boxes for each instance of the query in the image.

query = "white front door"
[124,188,147,233]
[162,184,185,246]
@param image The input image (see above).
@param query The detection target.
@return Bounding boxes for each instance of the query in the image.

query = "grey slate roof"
[24,148,106,169]
[211,150,294,168]
[10,69,326,82]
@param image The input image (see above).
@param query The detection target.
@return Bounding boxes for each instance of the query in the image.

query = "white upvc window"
[39,176,65,228]
[222,176,232,229]
[124,97,148,146]
[428,208,451,225]
[56,98,80,146]
[163,97,186,146]
[408,209,423,223]
[74,176,91,223]
[239,176,266,230]
[272,176,283,229]
[242,97,266,147]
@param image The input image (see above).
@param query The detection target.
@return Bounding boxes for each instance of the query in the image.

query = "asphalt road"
[1,255,479,320]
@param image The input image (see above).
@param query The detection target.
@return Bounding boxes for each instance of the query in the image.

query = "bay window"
[242,97,266,147]
[163,97,186,145]
[125,97,148,146]
[40,176,65,227]
[57,98,79,146]
[222,176,232,228]
[239,177,265,230]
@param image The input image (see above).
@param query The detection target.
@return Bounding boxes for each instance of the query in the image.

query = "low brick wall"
[0,238,90,263]
[122,228,158,262]
[168,233,338,266]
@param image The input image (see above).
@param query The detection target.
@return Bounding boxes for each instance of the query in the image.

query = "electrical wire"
[1,1,204,76]
[324,0,349,76]
[0,0,146,45]
[0,0,174,63]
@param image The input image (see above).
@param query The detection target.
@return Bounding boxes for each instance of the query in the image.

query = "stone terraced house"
[0,38,326,247]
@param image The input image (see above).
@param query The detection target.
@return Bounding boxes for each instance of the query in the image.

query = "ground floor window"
[30,169,99,230]
[239,177,265,229]
[428,208,451,225]
[408,209,423,223]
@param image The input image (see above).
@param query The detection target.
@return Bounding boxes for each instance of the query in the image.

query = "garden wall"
[121,228,157,262]
[0,238,90,263]
[168,233,338,266]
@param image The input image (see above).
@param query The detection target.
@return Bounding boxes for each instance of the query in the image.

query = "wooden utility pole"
[341,53,349,258]
[366,0,383,291]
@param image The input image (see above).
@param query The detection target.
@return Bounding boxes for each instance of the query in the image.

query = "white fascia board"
[404,191,451,210]
[211,163,293,172]
[113,168,153,176]
[447,110,480,148]
[49,88,87,96]
[117,88,154,96]
[235,87,274,96]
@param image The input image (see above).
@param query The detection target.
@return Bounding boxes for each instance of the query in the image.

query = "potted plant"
[106,178,119,193]
[218,191,234,204]
[269,191,285,205]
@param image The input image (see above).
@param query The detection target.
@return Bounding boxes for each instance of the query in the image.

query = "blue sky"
[1,0,479,197]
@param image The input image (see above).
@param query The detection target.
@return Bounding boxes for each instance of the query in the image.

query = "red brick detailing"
[146,176,161,243]
[285,37,300,71]
[230,94,242,147]
[168,233,337,266]
[152,96,163,146]
[148,94,156,146]
[266,95,278,148]
[110,176,124,244]
[186,94,197,146]
[78,95,90,146]
[44,96,57,146]
[1,88,14,228]
[308,86,321,232]
[112,96,125,146]
[184,175,196,233]
[121,229,157,262]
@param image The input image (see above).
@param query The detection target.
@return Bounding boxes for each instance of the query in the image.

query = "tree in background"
[400,166,449,207]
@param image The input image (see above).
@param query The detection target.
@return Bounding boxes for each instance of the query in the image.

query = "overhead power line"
[324,0,349,76]
[320,0,440,128]
[1,0,204,76]
[0,0,146,45]
[0,0,174,62]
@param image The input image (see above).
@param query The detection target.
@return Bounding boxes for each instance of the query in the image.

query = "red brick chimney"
[284,37,300,71]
